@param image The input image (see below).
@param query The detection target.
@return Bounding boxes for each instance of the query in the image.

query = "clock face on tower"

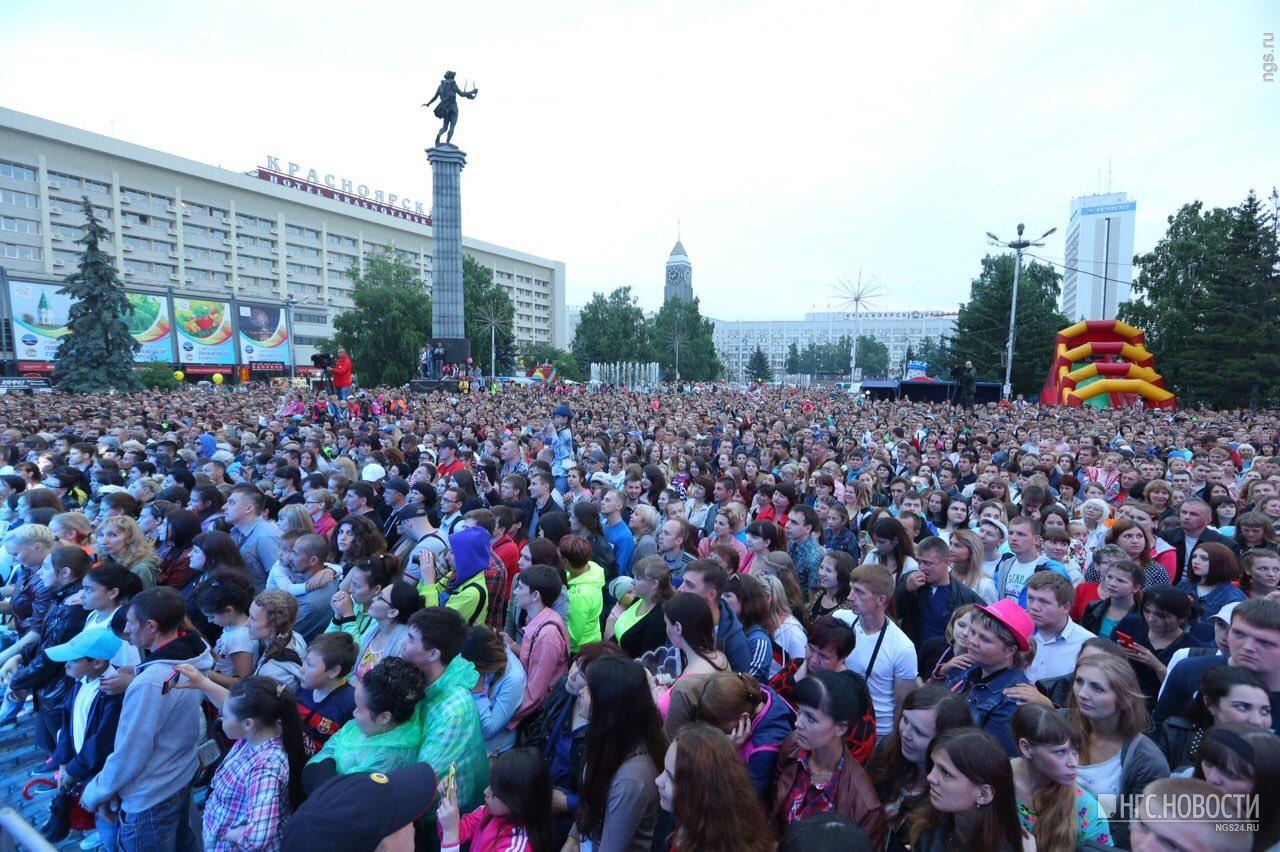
[666,267,680,286]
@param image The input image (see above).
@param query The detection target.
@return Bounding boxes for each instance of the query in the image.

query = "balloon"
[212,373,224,385]
[172,371,184,382]
[466,357,473,365]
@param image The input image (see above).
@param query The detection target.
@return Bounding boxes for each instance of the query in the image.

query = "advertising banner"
[236,302,292,366]
[125,292,175,363]
[173,297,235,365]
[9,280,72,363]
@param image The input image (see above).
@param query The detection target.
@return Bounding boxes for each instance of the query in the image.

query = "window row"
[236,213,274,231]
[186,247,229,263]
[326,233,358,248]
[123,259,175,275]
[287,262,321,276]
[183,223,229,241]
[121,188,173,207]
[0,216,39,235]
[2,243,40,260]
[182,202,227,219]
[285,224,321,240]
[48,171,111,194]
[288,243,320,258]
[189,268,230,283]
[122,212,171,229]
[1,189,38,209]
[123,236,171,253]
[0,161,37,182]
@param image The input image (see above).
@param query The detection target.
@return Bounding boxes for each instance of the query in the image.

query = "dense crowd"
[1,379,1278,851]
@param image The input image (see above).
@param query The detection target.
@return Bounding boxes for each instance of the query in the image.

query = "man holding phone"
[81,587,214,852]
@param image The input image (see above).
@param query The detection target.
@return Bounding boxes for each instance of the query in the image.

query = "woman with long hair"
[722,573,773,681]
[1233,511,1280,554]
[1010,704,1112,849]
[605,555,676,658]
[865,518,917,579]
[1178,541,1246,622]
[276,503,313,536]
[741,520,783,574]
[249,589,307,693]
[685,476,714,533]
[1190,723,1280,849]
[1123,585,1210,707]
[564,466,593,506]
[907,728,1028,851]
[641,465,668,508]
[697,506,748,561]
[1080,498,1111,555]
[656,722,772,852]
[771,670,886,846]
[353,579,424,682]
[568,656,666,852]
[332,514,387,581]
[945,529,998,603]
[1156,665,1272,771]
[660,593,731,735]
[757,551,810,626]
[692,672,795,801]
[809,550,853,620]
[1106,518,1169,590]
[462,625,527,755]
[868,684,971,850]
[759,573,808,675]
[1241,547,1280,599]
[97,515,160,589]
[1068,654,1169,848]
[924,490,951,530]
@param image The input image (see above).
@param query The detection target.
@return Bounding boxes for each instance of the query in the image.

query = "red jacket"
[332,355,352,389]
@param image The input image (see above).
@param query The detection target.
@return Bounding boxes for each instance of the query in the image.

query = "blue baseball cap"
[45,628,122,662]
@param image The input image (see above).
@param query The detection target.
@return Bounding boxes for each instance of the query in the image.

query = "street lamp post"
[284,295,296,381]
[986,223,1057,400]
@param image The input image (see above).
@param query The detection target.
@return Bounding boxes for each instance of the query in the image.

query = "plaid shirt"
[202,737,290,852]
[783,750,847,825]
[484,550,508,633]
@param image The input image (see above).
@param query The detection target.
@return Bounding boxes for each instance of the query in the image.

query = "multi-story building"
[1060,192,1136,321]
[714,310,957,382]
[0,107,565,375]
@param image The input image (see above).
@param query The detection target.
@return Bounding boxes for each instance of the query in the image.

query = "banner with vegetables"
[125,292,175,363]
[8,280,71,362]
[173,297,235,365]
[236,302,292,366]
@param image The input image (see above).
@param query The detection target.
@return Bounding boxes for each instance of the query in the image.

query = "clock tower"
[664,239,693,304]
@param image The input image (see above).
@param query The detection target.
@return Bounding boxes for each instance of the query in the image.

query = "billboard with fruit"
[173,297,234,364]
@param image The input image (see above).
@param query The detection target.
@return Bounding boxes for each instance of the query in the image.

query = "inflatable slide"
[1040,320,1176,409]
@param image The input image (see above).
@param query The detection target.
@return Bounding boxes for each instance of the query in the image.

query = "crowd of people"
[0,378,1278,851]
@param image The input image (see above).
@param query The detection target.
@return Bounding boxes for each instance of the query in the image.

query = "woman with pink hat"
[945,598,1036,757]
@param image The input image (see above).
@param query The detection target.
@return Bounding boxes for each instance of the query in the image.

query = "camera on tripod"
[311,353,334,370]
[950,363,965,380]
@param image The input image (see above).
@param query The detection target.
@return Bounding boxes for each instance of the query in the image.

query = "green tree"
[571,286,650,371]
[519,342,584,382]
[1119,190,1280,407]
[914,335,951,377]
[53,198,143,393]
[854,335,890,379]
[647,296,721,381]
[746,347,773,383]
[902,344,917,378]
[137,361,180,390]
[332,248,432,387]
[949,254,1067,397]
[785,342,801,374]
[463,254,516,376]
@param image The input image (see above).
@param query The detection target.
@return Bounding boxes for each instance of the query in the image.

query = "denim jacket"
[947,663,1028,756]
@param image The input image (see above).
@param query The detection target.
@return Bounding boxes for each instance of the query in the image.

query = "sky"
[2,1,1276,320]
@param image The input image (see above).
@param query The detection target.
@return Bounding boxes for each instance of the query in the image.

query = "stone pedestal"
[427,144,467,341]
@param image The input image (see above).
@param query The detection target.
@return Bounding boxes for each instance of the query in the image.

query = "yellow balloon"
[172,371,185,382]
[212,373,224,385]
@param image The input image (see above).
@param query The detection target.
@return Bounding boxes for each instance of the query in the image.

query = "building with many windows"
[714,310,958,382]
[0,107,565,373]
[1060,191,1136,321]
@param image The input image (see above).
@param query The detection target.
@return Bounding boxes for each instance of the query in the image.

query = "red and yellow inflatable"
[1041,320,1176,409]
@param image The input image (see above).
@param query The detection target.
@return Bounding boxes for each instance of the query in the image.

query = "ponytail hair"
[225,676,306,809]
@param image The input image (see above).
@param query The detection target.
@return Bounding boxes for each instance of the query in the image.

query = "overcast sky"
[3,1,1276,319]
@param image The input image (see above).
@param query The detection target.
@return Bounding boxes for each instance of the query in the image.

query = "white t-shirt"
[1078,749,1124,809]
[833,611,918,737]
[998,556,1040,601]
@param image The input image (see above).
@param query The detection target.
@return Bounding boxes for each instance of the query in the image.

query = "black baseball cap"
[383,478,411,496]
[398,503,431,521]
[282,762,437,851]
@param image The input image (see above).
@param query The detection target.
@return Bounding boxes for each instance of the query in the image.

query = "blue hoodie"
[741,685,795,800]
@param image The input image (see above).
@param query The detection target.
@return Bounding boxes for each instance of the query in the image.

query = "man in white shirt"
[1022,571,1094,684]
[834,563,918,737]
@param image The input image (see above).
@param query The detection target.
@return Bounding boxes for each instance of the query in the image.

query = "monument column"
[426,145,469,353]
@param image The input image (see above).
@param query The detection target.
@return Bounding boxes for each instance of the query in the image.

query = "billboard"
[125,292,175,363]
[9,280,72,362]
[173,297,235,365]
[236,301,292,366]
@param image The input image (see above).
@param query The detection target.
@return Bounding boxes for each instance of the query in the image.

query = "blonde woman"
[759,572,806,675]
[947,529,999,603]
[276,503,314,535]
[696,506,748,561]
[50,511,94,554]
[98,515,160,589]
